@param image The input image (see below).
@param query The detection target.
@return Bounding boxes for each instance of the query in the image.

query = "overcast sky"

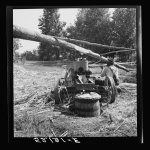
[13,8,114,53]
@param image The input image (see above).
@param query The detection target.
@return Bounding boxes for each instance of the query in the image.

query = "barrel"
[74,92,101,117]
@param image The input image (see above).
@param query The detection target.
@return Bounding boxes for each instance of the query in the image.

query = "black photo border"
[6,4,143,144]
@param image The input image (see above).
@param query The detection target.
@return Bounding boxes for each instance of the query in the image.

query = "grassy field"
[13,60,137,137]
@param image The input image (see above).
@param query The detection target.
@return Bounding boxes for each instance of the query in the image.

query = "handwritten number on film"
[33,137,80,143]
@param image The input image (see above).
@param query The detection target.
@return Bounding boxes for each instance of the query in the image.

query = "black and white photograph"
[9,6,142,143]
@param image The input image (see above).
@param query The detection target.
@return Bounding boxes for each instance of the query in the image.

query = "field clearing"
[13,61,137,137]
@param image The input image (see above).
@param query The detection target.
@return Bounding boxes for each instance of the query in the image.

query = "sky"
[13,8,79,53]
[13,8,114,54]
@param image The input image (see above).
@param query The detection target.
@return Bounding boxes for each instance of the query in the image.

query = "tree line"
[13,8,136,62]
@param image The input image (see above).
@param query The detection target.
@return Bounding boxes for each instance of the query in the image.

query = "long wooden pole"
[13,25,129,72]
[101,49,136,56]
[55,36,136,52]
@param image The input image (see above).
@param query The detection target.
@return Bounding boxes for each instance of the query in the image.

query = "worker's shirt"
[101,66,119,78]
[78,75,88,83]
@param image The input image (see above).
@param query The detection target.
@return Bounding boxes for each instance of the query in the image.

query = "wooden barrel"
[74,92,101,117]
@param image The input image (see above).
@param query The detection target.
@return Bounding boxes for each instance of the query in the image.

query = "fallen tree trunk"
[13,25,129,72]
[55,36,136,52]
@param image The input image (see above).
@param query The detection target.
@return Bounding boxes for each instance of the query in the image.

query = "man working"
[100,58,121,93]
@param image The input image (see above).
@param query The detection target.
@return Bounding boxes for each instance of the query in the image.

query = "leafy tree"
[38,9,66,60]
[65,8,113,60]
[66,8,136,62]
[13,38,20,51]
[111,8,136,61]
[26,50,39,61]
[13,38,22,62]
[78,8,110,43]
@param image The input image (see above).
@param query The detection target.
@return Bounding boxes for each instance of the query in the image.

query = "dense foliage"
[37,8,136,62]
[66,8,136,61]
[38,9,66,61]
[111,8,136,61]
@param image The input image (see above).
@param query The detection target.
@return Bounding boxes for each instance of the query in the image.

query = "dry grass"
[13,61,137,137]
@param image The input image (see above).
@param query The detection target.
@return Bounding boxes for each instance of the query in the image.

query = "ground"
[13,61,137,137]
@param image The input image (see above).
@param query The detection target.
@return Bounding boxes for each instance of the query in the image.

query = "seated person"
[100,58,121,93]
